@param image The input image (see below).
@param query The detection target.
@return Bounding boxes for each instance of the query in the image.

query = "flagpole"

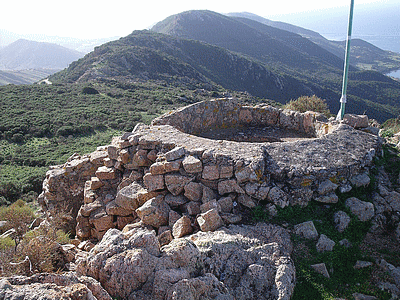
[337,0,355,120]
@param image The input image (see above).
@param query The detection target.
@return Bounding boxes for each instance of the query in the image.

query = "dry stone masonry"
[38,98,381,242]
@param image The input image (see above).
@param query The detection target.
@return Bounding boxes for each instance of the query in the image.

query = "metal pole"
[337,0,355,120]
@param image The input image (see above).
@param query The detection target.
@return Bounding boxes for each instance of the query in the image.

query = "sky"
[0,0,391,39]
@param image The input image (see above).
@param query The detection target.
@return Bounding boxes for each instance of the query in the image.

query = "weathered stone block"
[164,146,185,162]
[218,179,245,195]
[202,165,219,180]
[183,155,203,173]
[135,195,170,228]
[96,166,116,180]
[172,215,193,238]
[200,199,221,213]
[343,114,369,129]
[143,173,165,192]
[165,174,193,196]
[197,209,224,232]
[316,234,335,252]
[267,187,289,208]
[237,194,257,208]
[294,221,318,239]
[345,197,374,221]
[184,182,203,202]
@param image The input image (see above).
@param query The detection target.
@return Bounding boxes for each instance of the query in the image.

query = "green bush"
[284,95,331,116]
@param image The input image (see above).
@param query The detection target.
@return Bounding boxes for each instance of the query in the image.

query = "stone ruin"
[33,98,383,299]
[38,98,381,242]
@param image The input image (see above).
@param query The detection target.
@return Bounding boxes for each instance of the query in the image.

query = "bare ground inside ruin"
[197,126,314,143]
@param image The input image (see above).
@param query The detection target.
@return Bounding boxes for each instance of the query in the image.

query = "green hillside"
[151,10,400,121]
[228,12,400,74]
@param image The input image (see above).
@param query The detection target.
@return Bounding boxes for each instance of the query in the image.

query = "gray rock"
[334,211,351,233]
[317,179,338,195]
[343,114,369,129]
[316,234,335,252]
[339,239,352,248]
[352,293,377,300]
[267,186,289,208]
[345,197,375,221]
[310,263,330,278]
[315,193,338,203]
[165,146,186,161]
[350,173,370,188]
[354,260,373,269]
[294,221,318,239]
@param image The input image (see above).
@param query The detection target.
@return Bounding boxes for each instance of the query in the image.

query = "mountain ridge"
[0,39,84,71]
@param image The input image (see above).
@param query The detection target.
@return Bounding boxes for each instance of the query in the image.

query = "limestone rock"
[197,209,224,232]
[165,146,186,161]
[237,194,257,208]
[0,273,112,300]
[267,187,289,208]
[218,196,233,213]
[136,195,170,228]
[352,293,377,300]
[315,192,338,203]
[158,230,173,247]
[172,215,193,238]
[168,210,181,228]
[164,194,188,208]
[184,181,203,202]
[200,199,221,213]
[316,234,335,252]
[191,223,295,300]
[182,155,202,173]
[294,221,318,239]
[334,211,351,233]
[218,179,245,195]
[311,263,330,278]
[183,201,201,216]
[317,179,338,195]
[350,173,370,188]
[354,260,373,269]
[345,197,374,221]
[202,165,219,180]
[115,182,158,211]
[143,173,165,192]
[95,166,116,180]
[343,114,369,129]
[165,174,193,196]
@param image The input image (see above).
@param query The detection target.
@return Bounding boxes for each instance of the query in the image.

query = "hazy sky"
[0,0,390,39]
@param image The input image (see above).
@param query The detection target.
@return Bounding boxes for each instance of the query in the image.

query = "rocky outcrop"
[75,223,294,300]
[0,272,112,300]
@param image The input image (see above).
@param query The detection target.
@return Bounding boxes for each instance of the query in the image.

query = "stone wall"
[38,99,382,241]
[151,98,327,137]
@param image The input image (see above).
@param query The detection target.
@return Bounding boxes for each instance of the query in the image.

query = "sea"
[322,33,400,79]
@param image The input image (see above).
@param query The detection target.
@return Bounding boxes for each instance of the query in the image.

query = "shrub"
[284,95,331,116]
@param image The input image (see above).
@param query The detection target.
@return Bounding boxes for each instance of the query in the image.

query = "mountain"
[0,39,84,70]
[0,29,119,53]
[50,30,312,102]
[151,10,345,75]
[228,12,400,74]
[49,10,400,122]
